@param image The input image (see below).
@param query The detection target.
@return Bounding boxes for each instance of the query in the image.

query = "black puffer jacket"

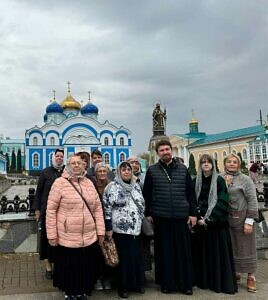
[33,166,64,215]
[143,159,196,218]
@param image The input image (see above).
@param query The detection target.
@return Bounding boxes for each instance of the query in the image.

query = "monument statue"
[152,103,166,136]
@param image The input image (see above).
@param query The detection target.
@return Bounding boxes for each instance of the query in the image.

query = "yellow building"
[170,116,266,172]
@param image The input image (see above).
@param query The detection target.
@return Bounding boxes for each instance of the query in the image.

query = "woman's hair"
[223,153,241,168]
[199,154,213,167]
[95,162,110,172]
[76,151,90,166]
[119,161,132,170]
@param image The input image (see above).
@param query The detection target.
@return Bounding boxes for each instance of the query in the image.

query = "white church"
[25,83,132,175]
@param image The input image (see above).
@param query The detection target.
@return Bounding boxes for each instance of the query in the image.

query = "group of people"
[34,140,259,299]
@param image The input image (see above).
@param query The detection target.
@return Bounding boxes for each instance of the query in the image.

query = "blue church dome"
[43,113,48,122]
[46,101,64,114]
[81,102,99,115]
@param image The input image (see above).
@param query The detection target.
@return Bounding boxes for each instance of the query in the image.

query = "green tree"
[5,153,9,172]
[11,150,16,172]
[17,149,22,172]
[237,152,248,174]
[188,153,197,176]
[138,152,150,163]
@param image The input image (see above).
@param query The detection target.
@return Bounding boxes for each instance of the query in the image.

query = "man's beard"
[161,155,172,164]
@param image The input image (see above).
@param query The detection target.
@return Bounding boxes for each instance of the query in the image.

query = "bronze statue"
[152,103,166,136]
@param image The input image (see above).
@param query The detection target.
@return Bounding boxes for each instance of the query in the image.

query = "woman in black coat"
[33,148,64,279]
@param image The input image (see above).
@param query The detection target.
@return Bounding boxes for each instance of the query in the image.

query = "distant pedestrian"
[223,154,258,293]
[33,148,64,280]
[249,162,261,184]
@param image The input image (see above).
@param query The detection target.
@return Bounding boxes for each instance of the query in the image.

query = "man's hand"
[244,224,253,234]
[187,216,197,227]
[48,239,58,246]
[35,210,41,221]
[106,230,113,240]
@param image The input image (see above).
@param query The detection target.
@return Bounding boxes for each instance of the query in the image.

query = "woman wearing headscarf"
[223,153,258,293]
[46,155,105,300]
[33,148,65,279]
[192,154,237,294]
[127,156,152,273]
[102,161,145,298]
[91,162,113,291]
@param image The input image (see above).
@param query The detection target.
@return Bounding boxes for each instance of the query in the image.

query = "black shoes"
[184,289,193,295]
[118,289,128,298]
[45,270,53,280]
[76,295,88,300]
[161,289,171,294]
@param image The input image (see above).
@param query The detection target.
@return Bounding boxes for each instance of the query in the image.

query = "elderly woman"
[46,155,105,300]
[103,161,145,299]
[91,162,113,291]
[223,154,258,293]
[127,156,152,273]
[192,154,237,294]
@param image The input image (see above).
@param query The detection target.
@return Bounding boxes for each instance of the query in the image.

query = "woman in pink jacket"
[46,155,105,300]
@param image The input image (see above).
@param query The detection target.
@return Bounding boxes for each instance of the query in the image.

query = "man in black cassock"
[143,140,197,295]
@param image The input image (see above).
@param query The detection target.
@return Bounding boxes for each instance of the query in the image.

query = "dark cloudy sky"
[0,0,267,154]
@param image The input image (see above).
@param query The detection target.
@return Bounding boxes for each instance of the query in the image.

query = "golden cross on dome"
[88,91,91,100]
[52,90,56,101]
[67,81,71,93]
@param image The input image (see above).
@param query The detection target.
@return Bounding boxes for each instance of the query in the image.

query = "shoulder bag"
[67,179,119,267]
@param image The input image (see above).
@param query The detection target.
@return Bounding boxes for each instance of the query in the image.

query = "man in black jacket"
[143,140,197,295]
[33,148,64,279]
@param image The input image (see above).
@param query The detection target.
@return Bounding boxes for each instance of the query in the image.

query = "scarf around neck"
[195,160,218,221]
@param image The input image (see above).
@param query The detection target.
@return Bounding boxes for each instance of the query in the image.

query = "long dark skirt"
[191,223,237,294]
[53,243,97,296]
[154,217,193,292]
[113,233,145,291]
[95,244,115,281]
[39,214,54,262]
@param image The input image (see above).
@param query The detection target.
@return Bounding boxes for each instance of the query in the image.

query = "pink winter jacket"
[46,170,105,248]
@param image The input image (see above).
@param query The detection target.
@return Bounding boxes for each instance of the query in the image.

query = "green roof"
[188,125,265,148]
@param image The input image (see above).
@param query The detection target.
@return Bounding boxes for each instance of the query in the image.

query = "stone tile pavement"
[0,253,268,299]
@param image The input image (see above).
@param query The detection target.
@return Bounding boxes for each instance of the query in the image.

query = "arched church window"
[104,153,110,164]
[50,137,55,146]
[232,149,237,155]
[104,137,109,146]
[213,152,218,161]
[223,151,227,159]
[119,153,125,163]
[33,137,38,146]
[33,153,39,167]
[242,148,247,160]
[49,152,53,166]
[120,137,124,146]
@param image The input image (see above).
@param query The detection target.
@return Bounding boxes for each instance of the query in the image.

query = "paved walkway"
[0,253,267,299]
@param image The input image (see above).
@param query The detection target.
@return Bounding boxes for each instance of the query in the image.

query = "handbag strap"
[65,178,95,221]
